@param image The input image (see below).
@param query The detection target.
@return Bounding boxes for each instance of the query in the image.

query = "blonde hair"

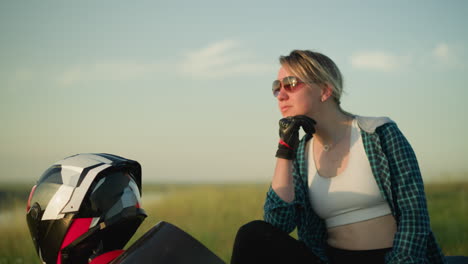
[279,50,346,109]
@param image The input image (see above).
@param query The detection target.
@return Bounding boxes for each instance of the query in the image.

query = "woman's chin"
[281,110,293,117]
[281,110,303,117]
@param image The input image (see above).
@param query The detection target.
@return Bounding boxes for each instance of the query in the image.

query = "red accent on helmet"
[26,185,37,212]
[57,218,93,264]
[89,250,125,264]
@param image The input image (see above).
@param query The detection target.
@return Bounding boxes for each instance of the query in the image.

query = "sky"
[1,0,467,184]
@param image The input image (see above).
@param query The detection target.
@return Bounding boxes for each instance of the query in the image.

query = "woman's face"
[276,66,322,118]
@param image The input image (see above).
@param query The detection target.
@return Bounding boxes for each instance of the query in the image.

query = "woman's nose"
[276,88,288,101]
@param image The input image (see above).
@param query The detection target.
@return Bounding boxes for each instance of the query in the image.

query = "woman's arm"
[272,158,295,203]
[264,158,298,234]
[264,116,315,234]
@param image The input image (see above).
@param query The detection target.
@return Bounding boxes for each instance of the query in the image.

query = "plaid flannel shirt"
[264,117,446,264]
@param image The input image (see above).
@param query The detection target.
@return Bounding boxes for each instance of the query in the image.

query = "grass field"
[0,182,467,263]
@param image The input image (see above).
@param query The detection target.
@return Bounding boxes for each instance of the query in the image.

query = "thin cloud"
[179,39,273,79]
[55,40,276,86]
[433,44,449,60]
[57,62,163,86]
[431,43,459,67]
[29,40,273,86]
[350,51,410,72]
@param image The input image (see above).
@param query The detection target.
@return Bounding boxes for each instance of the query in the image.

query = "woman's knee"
[234,220,281,245]
[236,220,271,236]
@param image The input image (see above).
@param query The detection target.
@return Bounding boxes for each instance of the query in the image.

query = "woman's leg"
[231,220,322,264]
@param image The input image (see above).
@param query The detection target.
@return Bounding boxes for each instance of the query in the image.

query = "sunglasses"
[272,76,305,97]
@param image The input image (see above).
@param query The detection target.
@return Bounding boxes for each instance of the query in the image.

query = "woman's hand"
[275,115,316,160]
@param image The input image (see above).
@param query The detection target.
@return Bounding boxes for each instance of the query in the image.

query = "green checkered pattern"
[264,122,446,264]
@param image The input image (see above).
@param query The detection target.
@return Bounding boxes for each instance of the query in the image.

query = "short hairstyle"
[279,50,344,106]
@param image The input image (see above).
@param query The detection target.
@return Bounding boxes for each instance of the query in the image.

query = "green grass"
[425,182,468,255]
[0,199,39,264]
[0,182,466,263]
[131,184,267,261]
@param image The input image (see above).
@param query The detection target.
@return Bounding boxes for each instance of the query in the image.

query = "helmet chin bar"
[60,207,146,264]
[26,212,75,264]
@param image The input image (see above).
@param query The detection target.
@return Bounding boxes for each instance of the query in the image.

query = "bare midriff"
[327,214,397,250]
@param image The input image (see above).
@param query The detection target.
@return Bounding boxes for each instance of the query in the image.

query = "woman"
[231,50,446,264]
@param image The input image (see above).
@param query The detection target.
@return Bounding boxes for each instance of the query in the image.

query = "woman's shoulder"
[354,115,395,133]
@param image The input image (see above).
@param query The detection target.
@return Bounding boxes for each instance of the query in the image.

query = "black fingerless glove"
[275,115,316,160]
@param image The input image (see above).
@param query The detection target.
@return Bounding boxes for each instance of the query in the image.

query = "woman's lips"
[280,106,290,112]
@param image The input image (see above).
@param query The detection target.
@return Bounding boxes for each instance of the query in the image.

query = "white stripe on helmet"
[61,164,111,214]
[60,165,83,187]
[41,185,75,220]
[55,153,112,168]
[41,163,111,220]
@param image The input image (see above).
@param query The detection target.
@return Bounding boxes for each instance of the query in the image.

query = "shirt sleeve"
[263,185,298,233]
[377,123,441,263]
[263,158,301,234]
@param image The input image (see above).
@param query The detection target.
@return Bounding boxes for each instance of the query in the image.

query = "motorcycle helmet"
[26,153,147,264]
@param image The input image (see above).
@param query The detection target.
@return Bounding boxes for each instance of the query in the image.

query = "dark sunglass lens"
[272,77,302,97]
[284,76,297,86]
[272,80,281,91]
[272,80,281,97]
[283,77,297,91]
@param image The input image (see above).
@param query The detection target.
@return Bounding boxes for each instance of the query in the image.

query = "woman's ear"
[320,83,333,102]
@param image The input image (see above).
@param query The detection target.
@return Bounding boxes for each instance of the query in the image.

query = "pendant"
[323,144,330,151]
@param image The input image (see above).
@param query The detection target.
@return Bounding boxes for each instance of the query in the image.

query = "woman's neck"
[313,105,353,145]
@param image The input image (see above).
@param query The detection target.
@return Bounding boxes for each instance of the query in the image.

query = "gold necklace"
[322,120,352,152]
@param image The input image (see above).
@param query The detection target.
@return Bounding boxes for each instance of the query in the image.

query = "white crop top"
[307,118,391,228]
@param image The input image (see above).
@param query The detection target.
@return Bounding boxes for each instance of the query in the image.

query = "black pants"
[231,220,390,264]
